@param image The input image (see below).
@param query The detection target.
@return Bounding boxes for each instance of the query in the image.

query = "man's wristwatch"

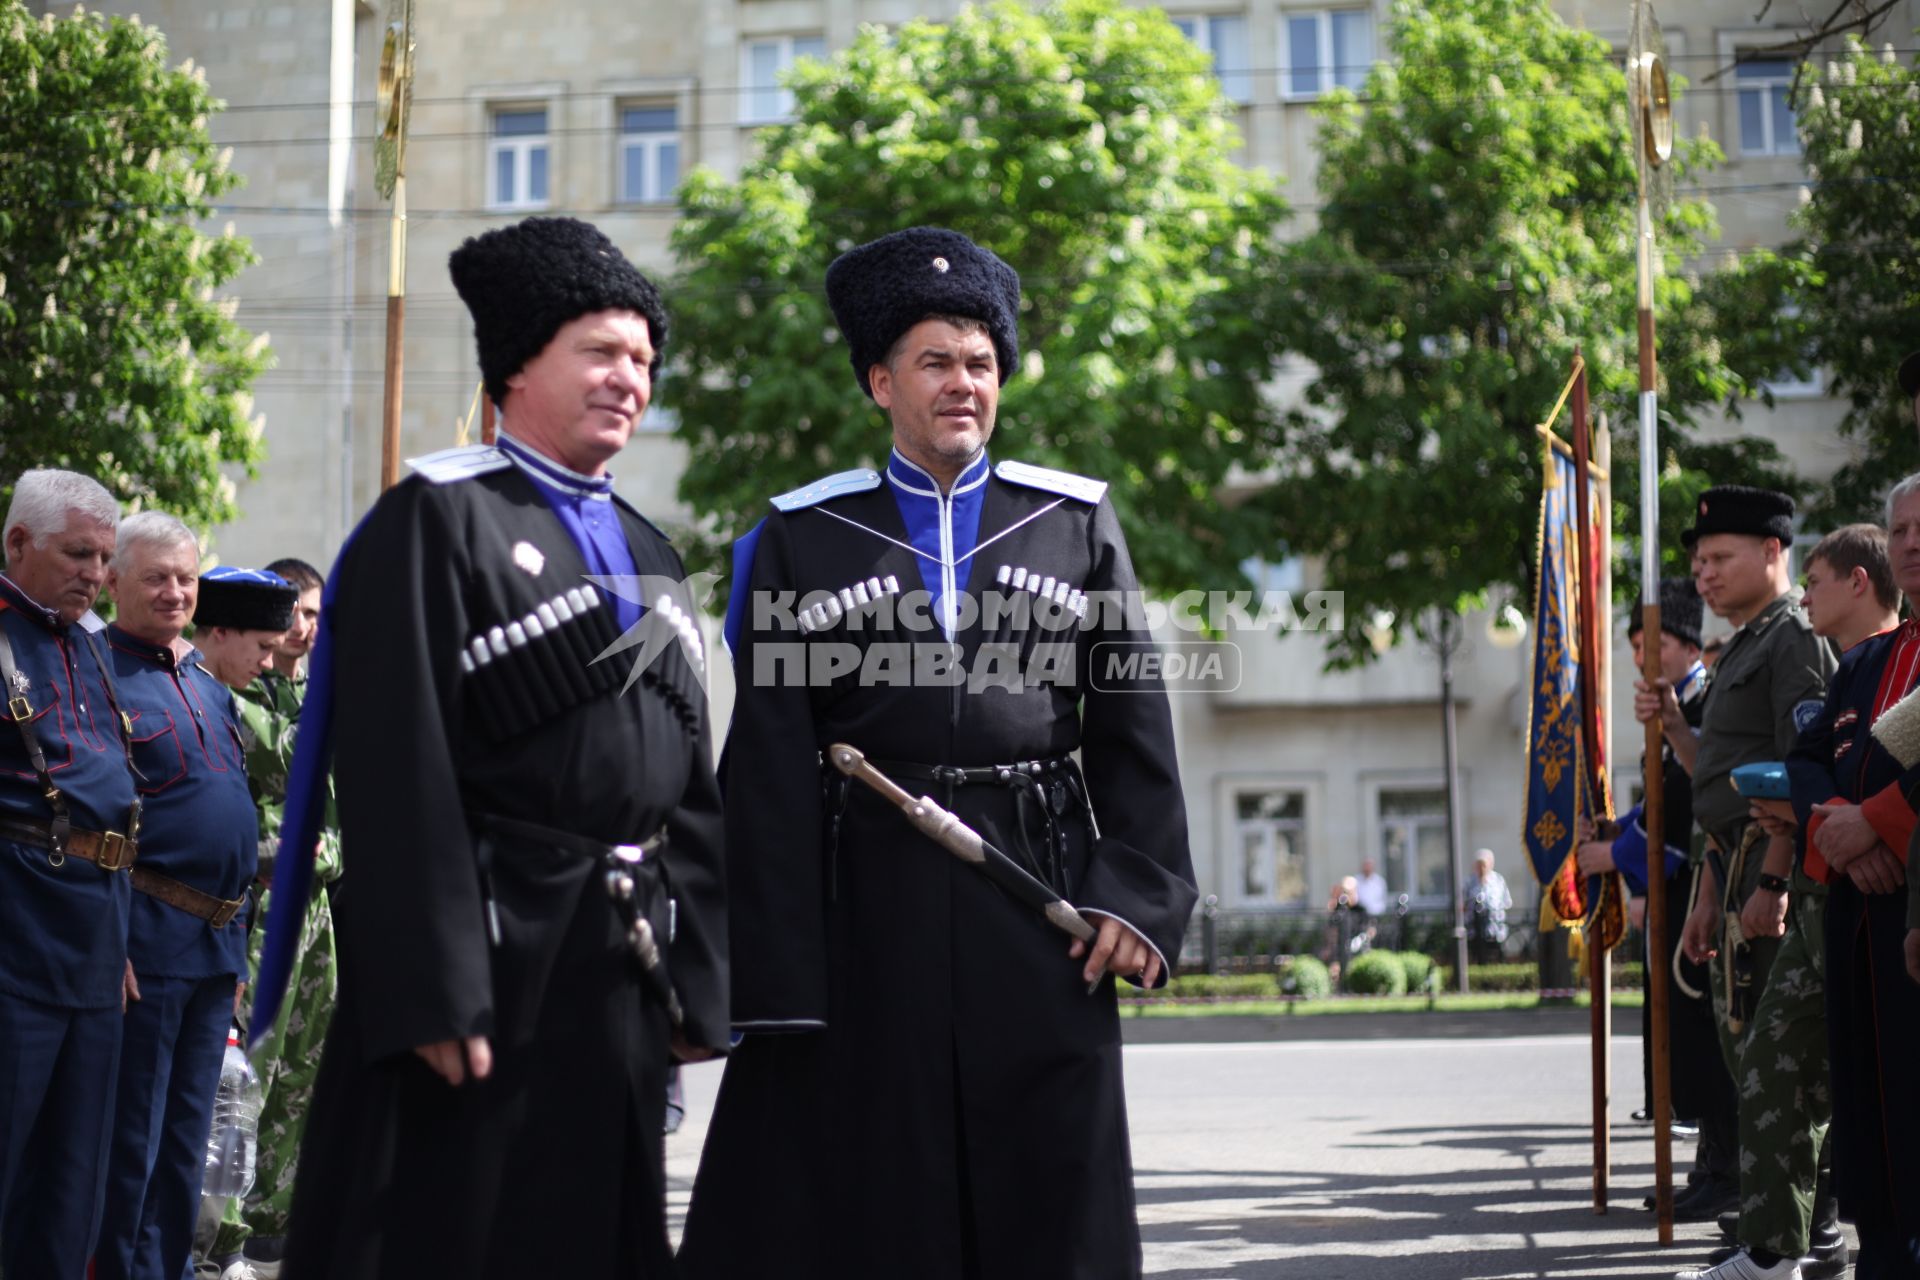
[1757,873,1790,894]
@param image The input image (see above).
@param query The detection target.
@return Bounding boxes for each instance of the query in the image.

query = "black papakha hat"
[449,217,668,407]
[1627,577,1704,649]
[194,566,297,633]
[1681,485,1795,549]
[824,226,1021,399]
[1898,350,1920,399]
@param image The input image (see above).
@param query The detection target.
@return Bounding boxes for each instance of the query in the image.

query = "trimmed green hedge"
[1277,955,1333,999]
[1345,951,1407,995]
[1395,951,1436,991]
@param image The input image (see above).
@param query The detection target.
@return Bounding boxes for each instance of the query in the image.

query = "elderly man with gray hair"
[0,468,139,1278]
[92,513,273,1280]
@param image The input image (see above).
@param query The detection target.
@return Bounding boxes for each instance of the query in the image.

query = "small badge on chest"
[512,541,546,577]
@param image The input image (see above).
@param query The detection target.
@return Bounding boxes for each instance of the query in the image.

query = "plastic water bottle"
[203,1032,261,1199]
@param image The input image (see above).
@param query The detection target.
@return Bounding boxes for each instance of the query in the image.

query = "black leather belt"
[469,811,665,864]
[468,810,681,1026]
[866,756,1076,788]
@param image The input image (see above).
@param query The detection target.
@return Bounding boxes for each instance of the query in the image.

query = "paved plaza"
[665,1016,1763,1278]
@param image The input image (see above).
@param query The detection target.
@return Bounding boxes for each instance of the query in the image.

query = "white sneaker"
[1674,1251,1803,1280]
[219,1261,262,1280]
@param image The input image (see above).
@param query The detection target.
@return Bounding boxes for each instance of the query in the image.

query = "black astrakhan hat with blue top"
[824,226,1021,399]
[194,566,298,633]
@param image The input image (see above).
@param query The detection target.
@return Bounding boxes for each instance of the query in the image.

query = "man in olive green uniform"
[1668,487,1837,1242]
[200,562,340,1280]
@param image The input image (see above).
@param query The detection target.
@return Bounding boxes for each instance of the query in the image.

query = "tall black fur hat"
[1681,485,1795,549]
[449,217,668,407]
[194,566,297,633]
[1627,577,1703,649]
[824,227,1021,398]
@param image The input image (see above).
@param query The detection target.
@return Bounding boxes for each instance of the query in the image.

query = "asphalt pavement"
[663,1015,1789,1279]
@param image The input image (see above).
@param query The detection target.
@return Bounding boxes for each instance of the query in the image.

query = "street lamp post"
[1432,609,1471,993]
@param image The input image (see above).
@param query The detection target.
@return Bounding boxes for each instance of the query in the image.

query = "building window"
[1231,789,1308,907]
[1378,787,1450,903]
[489,107,550,210]
[1171,14,1252,104]
[619,105,680,204]
[1283,8,1373,99]
[1736,56,1800,156]
[741,33,828,125]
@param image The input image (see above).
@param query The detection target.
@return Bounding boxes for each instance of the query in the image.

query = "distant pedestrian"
[1464,850,1511,964]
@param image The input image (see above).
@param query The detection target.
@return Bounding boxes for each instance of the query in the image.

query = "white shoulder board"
[407,444,511,485]
[771,468,882,512]
[994,459,1107,505]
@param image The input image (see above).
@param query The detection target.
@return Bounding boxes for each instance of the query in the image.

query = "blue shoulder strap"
[722,520,766,655]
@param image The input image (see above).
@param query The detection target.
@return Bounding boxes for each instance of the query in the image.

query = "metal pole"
[1637,186,1676,1246]
[1439,610,1469,993]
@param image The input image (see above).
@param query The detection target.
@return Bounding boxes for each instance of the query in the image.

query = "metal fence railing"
[1179,897,1542,976]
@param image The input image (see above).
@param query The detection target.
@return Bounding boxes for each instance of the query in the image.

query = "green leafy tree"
[1723,39,1920,523]
[0,1,269,526]
[1249,0,1789,658]
[665,0,1291,590]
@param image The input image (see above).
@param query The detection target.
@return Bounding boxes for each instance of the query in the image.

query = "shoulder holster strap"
[77,629,143,844]
[0,614,75,853]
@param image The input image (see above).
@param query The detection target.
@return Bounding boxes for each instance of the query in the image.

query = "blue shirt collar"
[498,428,615,500]
[885,447,990,499]
[106,622,202,670]
[0,573,60,629]
[1677,661,1707,702]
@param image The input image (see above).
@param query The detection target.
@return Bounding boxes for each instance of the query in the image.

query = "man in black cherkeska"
[275,216,728,1278]
[680,227,1197,1279]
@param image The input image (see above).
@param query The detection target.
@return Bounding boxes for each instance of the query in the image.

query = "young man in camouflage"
[194,565,340,1280]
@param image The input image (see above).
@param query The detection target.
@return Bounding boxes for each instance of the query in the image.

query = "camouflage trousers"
[210,881,337,1258]
[1732,883,1832,1259]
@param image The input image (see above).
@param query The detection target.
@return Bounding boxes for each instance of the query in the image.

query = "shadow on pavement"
[1135,1118,1723,1280]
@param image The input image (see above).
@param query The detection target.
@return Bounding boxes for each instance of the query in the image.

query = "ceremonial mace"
[375,0,415,490]
[828,745,1101,953]
[1629,0,1678,1244]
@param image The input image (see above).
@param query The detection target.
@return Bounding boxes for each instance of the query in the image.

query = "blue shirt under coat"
[499,431,642,632]
[886,449,991,640]
[107,627,258,979]
[0,574,138,1007]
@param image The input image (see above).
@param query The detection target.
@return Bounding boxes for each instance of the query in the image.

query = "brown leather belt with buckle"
[0,815,138,872]
[130,866,245,928]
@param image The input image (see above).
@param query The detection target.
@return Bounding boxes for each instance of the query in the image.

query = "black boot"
[1801,1160,1847,1280]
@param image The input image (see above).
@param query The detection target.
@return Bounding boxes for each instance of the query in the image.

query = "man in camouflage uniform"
[1671,492,1841,1280]
[192,566,340,1280]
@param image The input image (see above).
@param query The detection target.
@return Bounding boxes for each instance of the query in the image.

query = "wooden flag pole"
[379,174,407,489]
[1639,199,1676,1242]
[1569,354,1611,1210]
[1629,0,1677,1240]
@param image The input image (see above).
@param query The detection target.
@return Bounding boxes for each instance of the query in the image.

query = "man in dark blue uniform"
[94,517,272,1280]
[681,227,1197,1279]
[0,467,136,1277]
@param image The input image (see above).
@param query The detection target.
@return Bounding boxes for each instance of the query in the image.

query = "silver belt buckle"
[610,843,647,864]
